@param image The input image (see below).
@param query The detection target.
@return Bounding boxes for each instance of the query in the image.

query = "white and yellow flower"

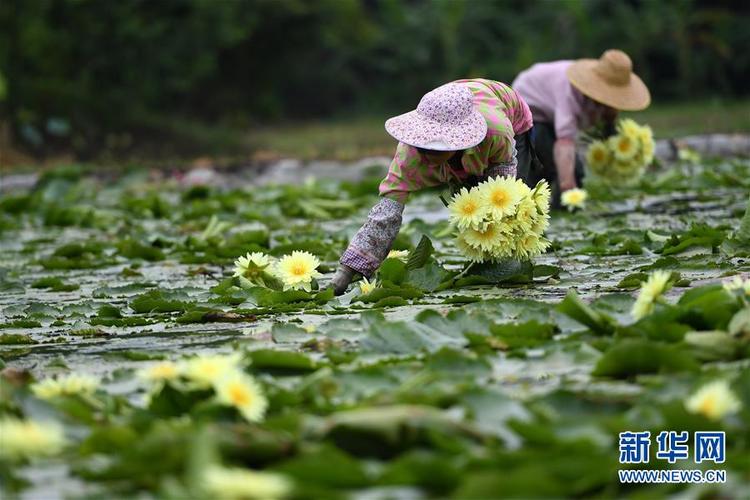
[612,159,637,177]
[610,134,639,162]
[449,187,488,230]
[137,361,181,384]
[722,276,750,296]
[618,118,641,140]
[531,214,550,235]
[678,147,701,164]
[560,188,588,211]
[274,251,323,292]
[513,198,539,230]
[214,372,268,423]
[586,140,611,172]
[456,233,489,262]
[478,176,524,219]
[0,417,66,461]
[462,223,505,252]
[31,373,100,400]
[233,252,272,280]
[637,124,655,164]
[631,270,672,320]
[531,180,551,213]
[180,353,243,388]
[685,380,742,420]
[515,233,550,260]
[203,465,292,500]
[358,277,379,295]
[386,249,409,261]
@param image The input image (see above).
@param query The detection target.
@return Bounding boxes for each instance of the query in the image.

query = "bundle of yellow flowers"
[585,119,655,183]
[448,176,551,262]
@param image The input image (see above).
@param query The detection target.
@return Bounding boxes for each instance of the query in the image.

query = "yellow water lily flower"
[678,148,701,164]
[610,134,639,162]
[512,198,538,230]
[233,252,272,279]
[613,159,639,177]
[449,187,488,230]
[560,188,588,211]
[531,214,550,235]
[358,277,379,295]
[631,270,672,319]
[637,125,655,164]
[486,238,515,260]
[515,233,550,259]
[274,251,323,292]
[586,140,611,171]
[214,372,268,423]
[0,417,66,461]
[203,465,292,500]
[180,353,242,388]
[722,276,750,295]
[618,118,641,139]
[531,180,552,213]
[456,233,489,262]
[137,361,181,384]
[31,373,100,400]
[386,249,409,261]
[478,176,524,219]
[685,380,741,420]
[462,223,505,252]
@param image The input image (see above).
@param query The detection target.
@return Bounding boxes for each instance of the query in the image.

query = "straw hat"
[567,49,651,111]
[385,83,488,151]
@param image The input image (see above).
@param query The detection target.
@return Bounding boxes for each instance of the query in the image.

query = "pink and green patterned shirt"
[379,79,533,204]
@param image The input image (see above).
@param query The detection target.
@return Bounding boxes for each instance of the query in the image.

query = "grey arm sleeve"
[340,197,405,277]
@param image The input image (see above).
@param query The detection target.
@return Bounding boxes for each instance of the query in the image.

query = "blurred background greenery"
[0,0,749,163]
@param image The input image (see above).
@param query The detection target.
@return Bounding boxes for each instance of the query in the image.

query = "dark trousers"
[518,123,584,208]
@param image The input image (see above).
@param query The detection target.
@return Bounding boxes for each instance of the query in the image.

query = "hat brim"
[384,109,488,151]
[567,59,651,111]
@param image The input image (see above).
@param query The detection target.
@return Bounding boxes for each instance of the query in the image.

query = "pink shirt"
[512,60,585,140]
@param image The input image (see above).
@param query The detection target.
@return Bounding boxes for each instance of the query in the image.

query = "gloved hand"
[330,264,357,296]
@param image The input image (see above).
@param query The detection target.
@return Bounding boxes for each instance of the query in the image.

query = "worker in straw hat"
[512,49,651,204]
[330,79,534,295]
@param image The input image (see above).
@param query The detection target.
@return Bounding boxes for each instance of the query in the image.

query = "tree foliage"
[0,0,748,153]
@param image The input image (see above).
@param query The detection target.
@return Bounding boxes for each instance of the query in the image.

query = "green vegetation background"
[1,0,749,160]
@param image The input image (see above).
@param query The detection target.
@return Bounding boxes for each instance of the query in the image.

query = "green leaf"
[593,339,699,377]
[406,235,433,270]
[533,264,561,279]
[728,308,750,337]
[247,349,319,371]
[616,272,648,289]
[557,291,616,336]
[353,284,423,304]
[116,239,165,261]
[405,260,450,292]
[489,320,556,349]
[683,330,740,361]
[677,285,740,330]
[129,289,192,313]
[466,259,533,284]
[377,258,407,285]
[360,313,466,354]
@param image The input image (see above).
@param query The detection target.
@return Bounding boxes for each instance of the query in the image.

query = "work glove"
[330,264,357,296]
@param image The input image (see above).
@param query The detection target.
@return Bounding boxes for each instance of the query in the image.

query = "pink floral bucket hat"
[385,83,488,151]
